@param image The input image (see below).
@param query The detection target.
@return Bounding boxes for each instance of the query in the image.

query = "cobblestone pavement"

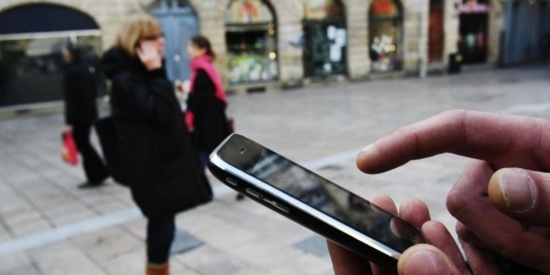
[1,64,549,274]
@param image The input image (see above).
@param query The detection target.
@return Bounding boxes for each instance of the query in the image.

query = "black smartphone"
[208,134,425,271]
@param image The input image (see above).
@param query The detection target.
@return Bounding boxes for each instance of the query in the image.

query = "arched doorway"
[302,0,347,78]
[368,0,403,73]
[0,4,102,107]
[225,0,279,85]
[149,0,199,82]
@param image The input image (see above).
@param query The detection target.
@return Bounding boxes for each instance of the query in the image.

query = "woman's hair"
[116,14,161,56]
[191,35,216,59]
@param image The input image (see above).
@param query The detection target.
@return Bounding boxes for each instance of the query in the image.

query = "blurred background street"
[1,0,550,273]
[0,64,549,274]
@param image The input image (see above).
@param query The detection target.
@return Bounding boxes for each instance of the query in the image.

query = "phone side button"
[273,202,289,214]
[226,177,238,186]
[245,188,263,199]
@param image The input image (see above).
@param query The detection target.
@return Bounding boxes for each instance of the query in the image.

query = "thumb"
[488,168,550,226]
[398,244,460,275]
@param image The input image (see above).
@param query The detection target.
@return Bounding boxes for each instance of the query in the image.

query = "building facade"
[0,0,549,107]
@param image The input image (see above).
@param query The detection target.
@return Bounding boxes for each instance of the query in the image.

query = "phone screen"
[217,135,425,253]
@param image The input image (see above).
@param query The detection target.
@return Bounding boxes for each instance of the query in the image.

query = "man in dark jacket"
[62,43,109,188]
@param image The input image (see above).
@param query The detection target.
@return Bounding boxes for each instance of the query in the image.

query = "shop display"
[227,53,278,84]
[369,0,403,72]
[225,0,278,85]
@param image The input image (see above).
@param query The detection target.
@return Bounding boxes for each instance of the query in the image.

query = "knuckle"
[446,190,467,217]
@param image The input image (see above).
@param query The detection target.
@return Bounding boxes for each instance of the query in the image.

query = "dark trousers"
[72,122,109,182]
[198,151,209,172]
[146,216,175,264]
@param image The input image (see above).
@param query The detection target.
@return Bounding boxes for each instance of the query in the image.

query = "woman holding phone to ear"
[102,14,210,275]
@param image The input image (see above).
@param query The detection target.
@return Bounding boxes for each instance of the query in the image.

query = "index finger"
[357,109,550,174]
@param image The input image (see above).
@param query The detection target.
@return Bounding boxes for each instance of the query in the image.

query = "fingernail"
[357,144,375,165]
[361,143,374,153]
[402,250,451,274]
[499,169,536,213]
[358,144,375,158]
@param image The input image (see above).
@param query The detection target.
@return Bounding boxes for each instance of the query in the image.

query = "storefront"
[0,3,103,107]
[302,0,347,78]
[368,0,403,73]
[458,0,489,64]
[225,0,279,86]
[149,0,198,82]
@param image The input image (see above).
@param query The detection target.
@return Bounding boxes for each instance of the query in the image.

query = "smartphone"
[208,134,425,271]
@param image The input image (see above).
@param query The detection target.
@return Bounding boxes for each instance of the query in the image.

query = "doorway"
[302,0,347,78]
[149,0,199,82]
[428,0,444,63]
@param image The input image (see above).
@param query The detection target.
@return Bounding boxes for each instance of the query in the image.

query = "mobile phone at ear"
[208,134,425,271]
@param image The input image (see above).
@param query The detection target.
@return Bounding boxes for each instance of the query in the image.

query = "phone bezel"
[208,134,415,269]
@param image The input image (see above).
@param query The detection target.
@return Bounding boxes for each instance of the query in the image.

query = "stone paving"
[0,64,549,274]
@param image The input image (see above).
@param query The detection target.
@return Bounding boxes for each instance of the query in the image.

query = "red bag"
[61,132,79,166]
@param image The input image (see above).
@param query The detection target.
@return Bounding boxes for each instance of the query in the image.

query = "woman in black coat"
[62,43,109,188]
[101,14,211,275]
[184,35,231,169]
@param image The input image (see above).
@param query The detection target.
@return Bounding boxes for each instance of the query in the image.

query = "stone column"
[345,0,369,79]
[402,0,429,75]
[272,0,304,87]
[443,0,461,67]
[487,0,504,65]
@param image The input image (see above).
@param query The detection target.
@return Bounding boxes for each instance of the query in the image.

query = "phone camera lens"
[239,148,246,155]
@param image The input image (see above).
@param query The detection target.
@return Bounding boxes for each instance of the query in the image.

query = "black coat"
[187,69,230,153]
[63,62,98,124]
[101,48,211,218]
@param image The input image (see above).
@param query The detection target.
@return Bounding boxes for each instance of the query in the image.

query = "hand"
[175,80,191,94]
[328,194,468,274]
[63,124,73,134]
[356,110,550,273]
[137,42,162,71]
[180,80,191,94]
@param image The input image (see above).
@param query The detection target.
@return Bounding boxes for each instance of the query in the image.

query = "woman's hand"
[137,42,162,71]
[63,124,73,134]
[175,80,191,94]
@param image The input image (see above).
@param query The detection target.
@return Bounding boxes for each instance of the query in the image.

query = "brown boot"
[146,263,169,275]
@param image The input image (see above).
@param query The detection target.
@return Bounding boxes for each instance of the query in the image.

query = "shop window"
[459,0,489,64]
[369,0,403,72]
[0,4,102,107]
[225,0,279,85]
[303,0,347,77]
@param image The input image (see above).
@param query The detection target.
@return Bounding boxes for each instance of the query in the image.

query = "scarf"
[186,55,228,130]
